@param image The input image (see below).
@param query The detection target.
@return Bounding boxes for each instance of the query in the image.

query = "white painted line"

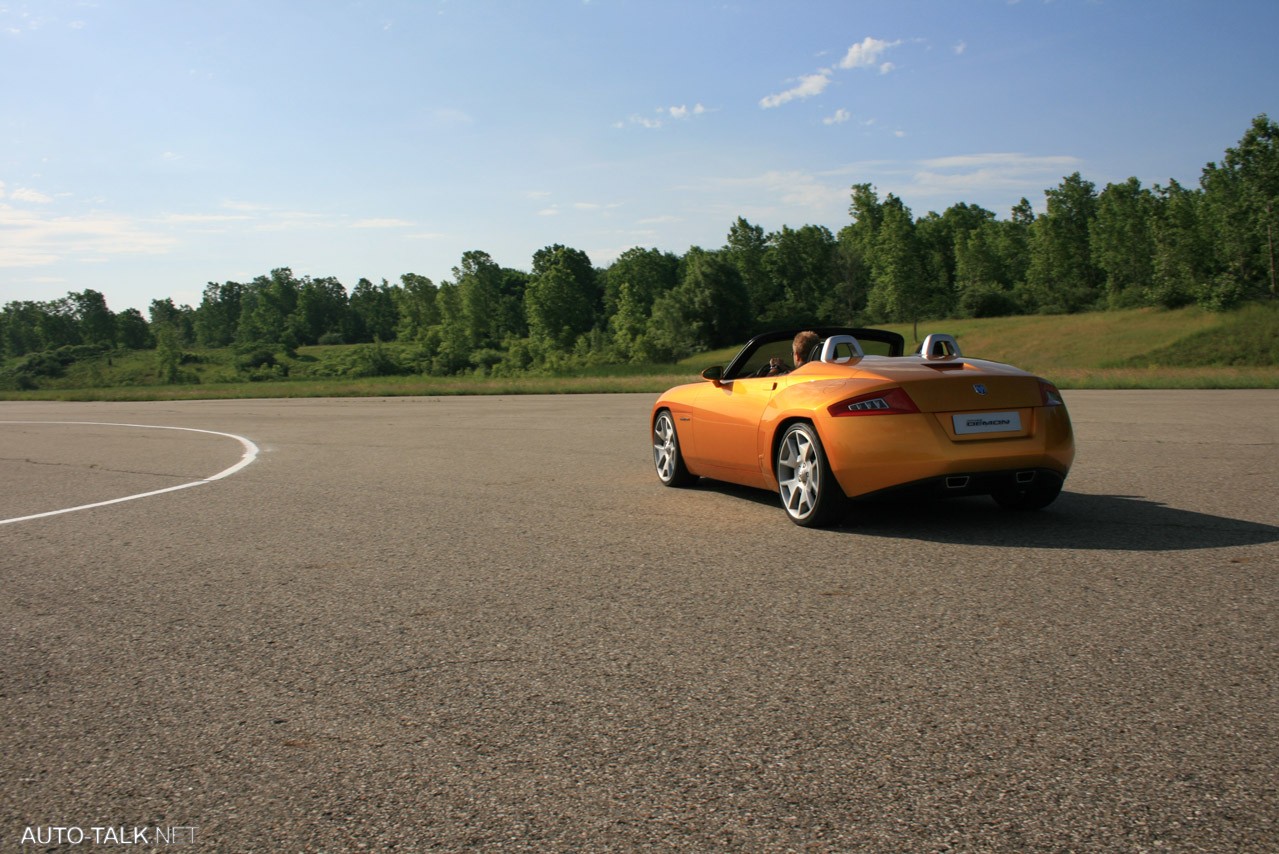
[0,421,260,526]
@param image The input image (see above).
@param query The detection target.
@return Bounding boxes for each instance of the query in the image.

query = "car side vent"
[819,334,864,365]
[920,333,962,361]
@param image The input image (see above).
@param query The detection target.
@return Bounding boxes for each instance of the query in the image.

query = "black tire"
[653,409,696,487]
[775,422,846,527]
[992,476,1063,511]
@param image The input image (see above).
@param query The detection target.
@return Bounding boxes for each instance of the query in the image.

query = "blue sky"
[2,0,1277,314]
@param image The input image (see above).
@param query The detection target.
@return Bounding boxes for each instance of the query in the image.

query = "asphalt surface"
[1,391,1276,852]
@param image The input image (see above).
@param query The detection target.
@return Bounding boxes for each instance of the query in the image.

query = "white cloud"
[838,37,902,71]
[160,213,251,225]
[919,153,1080,172]
[627,114,662,129]
[760,70,832,109]
[762,37,903,110]
[0,205,176,268]
[352,218,413,229]
[221,200,271,212]
[668,103,706,119]
[954,41,967,55]
[253,210,338,232]
[823,109,852,126]
[695,170,849,219]
[826,152,1085,205]
[431,108,474,127]
[9,187,52,203]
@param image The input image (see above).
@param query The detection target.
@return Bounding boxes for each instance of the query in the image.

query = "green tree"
[641,249,749,359]
[683,248,751,347]
[288,276,347,345]
[917,202,997,317]
[37,296,81,349]
[1003,198,1036,288]
[724,218,774,314]
[394,273,439,341]
[115,308,153,349]
[867,195,928,338]
[153,322,182,383]
[1091,177,1156,308]
[603,247,680,360]
[1219,113,1279,297]
[238,268,300,346]
[526,245,597,349]
[955,222,1019,317]
[1024,173,1102,313]
[1150,180,1212,308]
[149,298,195,345]
[496,268,530,341]
[832,183,887,323]
[432,280,471,373]
[71,290,116,345]
[762,224,838,325]
[454,251,505,349]
[349,278,399,343]
[194,281,243,347]
[1,301,46,357]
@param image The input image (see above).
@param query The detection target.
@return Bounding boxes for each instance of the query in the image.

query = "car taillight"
[828,387,920,417]
[1038,380,1064,407]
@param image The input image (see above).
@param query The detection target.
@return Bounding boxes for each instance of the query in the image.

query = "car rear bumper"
[817,406,1075,499]
[852,467,1066,502]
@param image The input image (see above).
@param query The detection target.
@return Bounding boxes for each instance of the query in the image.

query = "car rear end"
[814,358,1075,505]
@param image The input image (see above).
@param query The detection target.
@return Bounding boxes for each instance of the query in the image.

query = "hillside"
[3,303,1277,400]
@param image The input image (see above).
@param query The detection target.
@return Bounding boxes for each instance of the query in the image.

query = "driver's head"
[793,330,820,366]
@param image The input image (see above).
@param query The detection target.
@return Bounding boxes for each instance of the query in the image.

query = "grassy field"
[4,303,1277,401]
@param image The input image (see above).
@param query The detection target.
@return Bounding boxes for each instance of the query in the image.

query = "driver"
[767,330,821,376]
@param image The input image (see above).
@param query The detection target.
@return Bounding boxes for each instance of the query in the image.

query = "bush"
[1197,274,1246,312]
[237,349,278,371]
[958,283,1020,318]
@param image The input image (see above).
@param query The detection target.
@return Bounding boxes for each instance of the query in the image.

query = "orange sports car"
[651,327,1075,527]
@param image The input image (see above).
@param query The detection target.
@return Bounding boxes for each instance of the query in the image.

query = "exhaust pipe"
[945,476,970,489]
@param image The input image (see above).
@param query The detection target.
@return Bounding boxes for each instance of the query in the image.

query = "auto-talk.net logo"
[21,826,197,846]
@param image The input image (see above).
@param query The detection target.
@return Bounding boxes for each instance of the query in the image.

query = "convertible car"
[651,327,1075,527]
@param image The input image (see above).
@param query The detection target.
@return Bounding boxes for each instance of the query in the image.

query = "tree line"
[3,115,1275,378]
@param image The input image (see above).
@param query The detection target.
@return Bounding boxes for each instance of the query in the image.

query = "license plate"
[953,411,1022,435]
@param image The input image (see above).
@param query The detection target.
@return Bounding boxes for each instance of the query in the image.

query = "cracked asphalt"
[1,391,1276,851]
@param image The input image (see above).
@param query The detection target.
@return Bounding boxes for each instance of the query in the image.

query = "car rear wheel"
[653,410,696,487]
[776,422,845,527]
[992,476,1063,511]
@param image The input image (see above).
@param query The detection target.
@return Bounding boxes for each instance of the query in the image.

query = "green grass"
[3,303,1277,401]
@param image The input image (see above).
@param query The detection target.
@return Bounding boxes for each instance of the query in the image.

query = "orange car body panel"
[653,354,1075,499]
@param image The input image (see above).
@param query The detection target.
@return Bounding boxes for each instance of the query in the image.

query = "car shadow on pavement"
[837,491,1279,552]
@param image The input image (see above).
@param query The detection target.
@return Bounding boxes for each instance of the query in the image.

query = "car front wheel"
[653,410,696,487]
[776,422,845,527]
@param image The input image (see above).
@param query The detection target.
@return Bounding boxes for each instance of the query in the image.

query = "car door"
[690,375,777,474]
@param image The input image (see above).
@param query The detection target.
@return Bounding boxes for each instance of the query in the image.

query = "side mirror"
[700,365,724,385]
